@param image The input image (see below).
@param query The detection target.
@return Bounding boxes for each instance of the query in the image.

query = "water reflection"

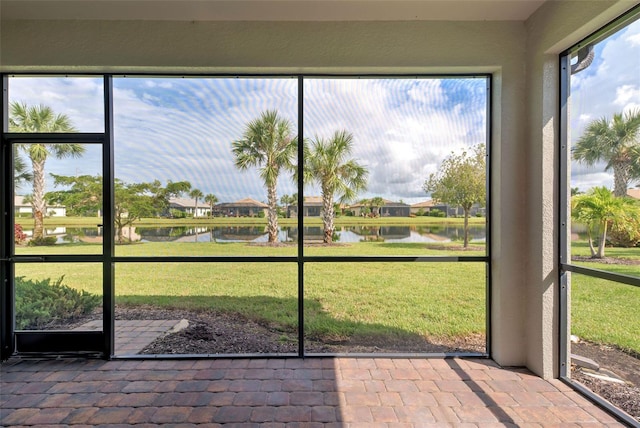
[27,224,486,245]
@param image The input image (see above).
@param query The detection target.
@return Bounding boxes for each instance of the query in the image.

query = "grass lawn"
[570,242,640,354]
[13,225,640,355]
[15,241,486,346]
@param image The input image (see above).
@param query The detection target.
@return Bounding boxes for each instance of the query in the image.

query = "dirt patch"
[571,340,640,421]
[126,306,485,355]
[572,255,640,265]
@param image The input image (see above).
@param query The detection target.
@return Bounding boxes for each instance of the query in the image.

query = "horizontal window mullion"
[3,133,105,143]
[304,256,488,263]
[562,263,640,288]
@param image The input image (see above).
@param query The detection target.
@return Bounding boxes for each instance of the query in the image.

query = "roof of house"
[411,200,439,208]
[218,198,268,208]
[169,197,201,208]
[627,188,640,199]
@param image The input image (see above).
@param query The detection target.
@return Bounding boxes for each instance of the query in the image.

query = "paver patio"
[1,356,631,426]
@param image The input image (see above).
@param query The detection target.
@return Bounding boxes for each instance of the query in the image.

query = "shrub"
[608,220,640,248]
[15,276,101,330]
[169,209,187,219]
[14,224,27,245]
[28,236,58,246]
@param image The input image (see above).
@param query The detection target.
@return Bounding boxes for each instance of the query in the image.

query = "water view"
[34,224,486,245]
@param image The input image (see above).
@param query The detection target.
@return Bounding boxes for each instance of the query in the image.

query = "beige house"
[14,195,66,217]
[216,198,268,217]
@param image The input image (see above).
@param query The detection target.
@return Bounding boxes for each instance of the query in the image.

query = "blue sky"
[8,17,639,204]
[570,17,640,192]
[9,75,486,205]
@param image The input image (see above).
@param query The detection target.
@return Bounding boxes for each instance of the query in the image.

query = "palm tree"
[232,110,297,243]
[189,188,204,218]
[9,102,84,241]
[303,130,368,243]
[573,109,640,197]
[280,194,297,218]
[13,146,32,190]
[572,186,640,258]
[204,193,218,218]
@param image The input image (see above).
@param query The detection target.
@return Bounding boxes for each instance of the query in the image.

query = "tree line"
[12,103,491,247]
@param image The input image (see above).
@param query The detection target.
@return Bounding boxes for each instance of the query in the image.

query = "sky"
[9,75,486,205]
[569,17,640,192]
[7,15,639,203]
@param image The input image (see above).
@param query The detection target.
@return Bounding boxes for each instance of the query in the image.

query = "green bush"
[169,209,187,219]
[15,276,101,329]
[28,236,58,246]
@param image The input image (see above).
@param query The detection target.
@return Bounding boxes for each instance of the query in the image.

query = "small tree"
[572,186,640,258]
[10,102,85,241]
[114,180,156,244]
[232,110,297,243]
[423,144,486,248]
[47,174,103,217]
[303,130,368,243]
[189,188,204,218]
[205,193,218,218]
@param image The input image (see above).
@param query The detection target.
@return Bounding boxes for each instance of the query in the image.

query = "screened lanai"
[1,0,639,425]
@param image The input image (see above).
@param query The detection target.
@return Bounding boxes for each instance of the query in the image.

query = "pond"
[40,224,486,245]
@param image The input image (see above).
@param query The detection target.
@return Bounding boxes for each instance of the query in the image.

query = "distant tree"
[572,186,640,258]
[423,144,486,248]
[573,109,640,197]
[280,194,297,218]
[204,193,218,218]
[232,110,297,242]
[149,179,191,216]
[114,180,156,244]
[189,188,204,218]
[369,197,385,217]
[10,102,85,242]
[303,130,368,243]
[47,174,102,217]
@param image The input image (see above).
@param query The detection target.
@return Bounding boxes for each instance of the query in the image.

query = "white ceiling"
[1,0,548,21]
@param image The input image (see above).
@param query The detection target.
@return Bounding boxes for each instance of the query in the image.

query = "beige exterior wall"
[1,0,638,376]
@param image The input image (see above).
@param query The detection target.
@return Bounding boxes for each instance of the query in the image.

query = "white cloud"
[570,19,640,191]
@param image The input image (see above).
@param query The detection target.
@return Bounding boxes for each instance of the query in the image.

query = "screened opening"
[1,73,490,358]
[562,9,640,423]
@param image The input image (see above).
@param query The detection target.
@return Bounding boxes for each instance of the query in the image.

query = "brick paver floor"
[1,357,631,427]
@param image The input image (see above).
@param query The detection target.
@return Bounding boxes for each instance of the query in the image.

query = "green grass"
[571,273,639,355]
[16,223,638,355]
[14,241,486,346]
[569,242,640,354]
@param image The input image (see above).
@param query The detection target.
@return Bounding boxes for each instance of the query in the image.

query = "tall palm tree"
[204,193,218,218]
[303,130,368,244]
[189,188,204,218]
[13,146,33,190]
[232,110,297,243]
[9,102,84,241]
[573,109,640,197]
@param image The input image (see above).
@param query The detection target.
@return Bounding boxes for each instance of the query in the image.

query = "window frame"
[1,72,492,359]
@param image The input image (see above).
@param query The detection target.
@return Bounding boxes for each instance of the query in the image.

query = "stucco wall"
[0,0,637,375]
[524,0,638,378]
